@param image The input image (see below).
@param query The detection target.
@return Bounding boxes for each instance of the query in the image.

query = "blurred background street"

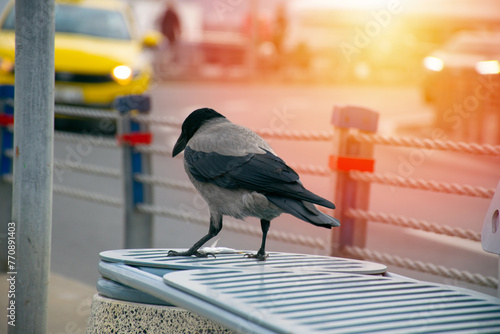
[1,0,500,332]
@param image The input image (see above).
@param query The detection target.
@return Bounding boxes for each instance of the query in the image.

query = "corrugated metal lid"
[163,268,500,334]
[100,248,387,274]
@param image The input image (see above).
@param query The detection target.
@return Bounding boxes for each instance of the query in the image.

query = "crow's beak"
[172,134,187,157]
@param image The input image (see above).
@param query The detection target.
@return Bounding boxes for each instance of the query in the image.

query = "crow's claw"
[244,252,269,261]
[199,251,216,258]
[167,250,216,258]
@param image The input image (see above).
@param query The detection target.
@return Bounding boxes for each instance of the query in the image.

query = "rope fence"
[54,160,121,179]
[54,131,118,148]
[132,114,182,128]
[134,173,195,192]
[351,133,500,156]
[342,246,498,289]
[2,174,122,207]
[349,170,495,199]
[127,114,500,157]
[346,208,481,242]
[256,128,334,141]
[134,203,499,289]
[135,144,173,156]
[54,104,119,120]
[286,163,331,177]
[2,100,498,291]
[48,108,500,157]
[67,111,499,289]
[53,184,123,207]
[54,109,500,290]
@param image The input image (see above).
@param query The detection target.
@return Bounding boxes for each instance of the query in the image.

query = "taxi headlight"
[111,65,133,84]
[475,60,500,75]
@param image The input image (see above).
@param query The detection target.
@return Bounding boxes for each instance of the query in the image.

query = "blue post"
[330,105,378,257]
[0,85,14,175]
[115,95,154,249]
[0,85,14,272]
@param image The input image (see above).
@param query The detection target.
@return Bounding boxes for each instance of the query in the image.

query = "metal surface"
[100,248,387,274]
[98,259,500,334]
[97,277,173,306]
[164,268,500,334]
[10,0,55,333]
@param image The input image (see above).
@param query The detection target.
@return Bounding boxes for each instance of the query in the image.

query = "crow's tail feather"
[267,196,340,228]
[297,187,336,210]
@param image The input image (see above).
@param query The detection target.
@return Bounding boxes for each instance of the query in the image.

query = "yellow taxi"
[0,0,160,107]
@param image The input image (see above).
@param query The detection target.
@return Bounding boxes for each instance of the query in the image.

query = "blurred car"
[0,0,160,107]
[422,31,500,103]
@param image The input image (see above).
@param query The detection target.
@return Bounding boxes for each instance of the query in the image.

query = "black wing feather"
[184,146,335,209]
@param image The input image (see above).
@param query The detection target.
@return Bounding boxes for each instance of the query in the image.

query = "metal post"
[115,95,153,249]
[329,106,378,257]
[0,85,14,272]
[248,0,259,78]
[9,0,55,333]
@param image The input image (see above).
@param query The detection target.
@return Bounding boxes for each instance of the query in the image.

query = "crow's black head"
[172,108,225,157]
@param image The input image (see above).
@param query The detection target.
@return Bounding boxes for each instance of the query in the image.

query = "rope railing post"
[329,105,378,257]
[115,95,154,249]
[0,85,14,272]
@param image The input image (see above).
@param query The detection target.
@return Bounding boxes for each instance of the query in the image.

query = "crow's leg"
[168,214,222,258]
[245,219,270,261]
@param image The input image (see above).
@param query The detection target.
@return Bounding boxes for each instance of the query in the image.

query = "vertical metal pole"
[116,95,153,249]
[9,0,55,333]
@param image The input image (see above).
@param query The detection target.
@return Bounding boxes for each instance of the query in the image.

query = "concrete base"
[87,293,236,334]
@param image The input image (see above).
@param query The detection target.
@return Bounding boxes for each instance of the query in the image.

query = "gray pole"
[9,0,55,333]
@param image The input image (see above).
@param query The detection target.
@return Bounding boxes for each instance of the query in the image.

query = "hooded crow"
[170,108,340,261]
